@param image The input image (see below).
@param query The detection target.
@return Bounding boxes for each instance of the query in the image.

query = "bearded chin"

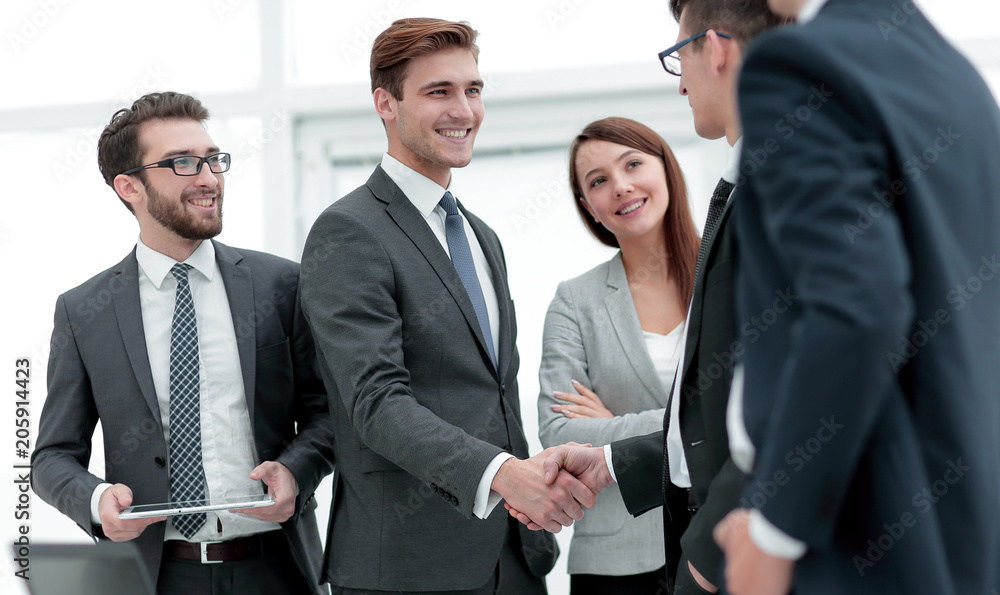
[146,186,224,241]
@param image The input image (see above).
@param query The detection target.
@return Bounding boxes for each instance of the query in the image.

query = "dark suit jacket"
[611,191,746,585]
[733,0,1000,591]
[32,240,335,594]
[299,166,557,591]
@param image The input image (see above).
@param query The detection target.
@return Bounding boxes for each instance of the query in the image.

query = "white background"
[1,1,998,593]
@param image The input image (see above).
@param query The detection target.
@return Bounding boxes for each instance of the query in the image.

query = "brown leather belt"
[163,530,285,564]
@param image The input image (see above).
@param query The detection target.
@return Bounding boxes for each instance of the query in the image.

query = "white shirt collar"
[721,137,744,185]
[380,153,452,217]
[136,238,216,289]
[796,0,829,24]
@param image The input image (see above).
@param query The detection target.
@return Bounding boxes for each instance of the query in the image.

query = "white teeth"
[439,130,468,138]
[619,200,644,215]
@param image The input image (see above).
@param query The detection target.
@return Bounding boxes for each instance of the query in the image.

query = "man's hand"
[491,449,597,533]
[714,509,794,595]
[505,443,613,530]
[98,484,167,542]
[232,461,297,523]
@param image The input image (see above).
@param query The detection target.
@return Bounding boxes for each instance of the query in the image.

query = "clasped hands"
[492,443,610,533]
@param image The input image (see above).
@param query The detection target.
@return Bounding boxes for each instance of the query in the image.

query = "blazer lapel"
[604,254,669,398]
[213,241,257,426]
[111,250,162,427]
[368,167,498,376]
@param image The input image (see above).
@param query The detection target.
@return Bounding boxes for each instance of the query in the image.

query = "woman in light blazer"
[537,117,700,594]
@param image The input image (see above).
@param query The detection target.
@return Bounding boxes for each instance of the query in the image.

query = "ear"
[579,196,599,222]
[706,30,734,74]
[373,87,397,124]
[113,174,144,210]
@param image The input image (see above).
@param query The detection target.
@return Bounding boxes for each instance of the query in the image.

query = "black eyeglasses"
[658,31,733,76]
[121,152,231,176]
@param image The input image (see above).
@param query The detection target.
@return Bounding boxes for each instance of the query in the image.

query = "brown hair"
[569,117,700,305]
[370,18,479,99]
[97,91,210,212]
[670,0,783,49]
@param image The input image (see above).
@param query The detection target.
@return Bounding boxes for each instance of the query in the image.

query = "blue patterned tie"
[168,264,206,538]
[439,192,497,367]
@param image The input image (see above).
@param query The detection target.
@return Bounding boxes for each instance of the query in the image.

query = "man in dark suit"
[32,92,335,594]
[712,0,1000,593]
[299,18,593,595]
[509,3,782,593]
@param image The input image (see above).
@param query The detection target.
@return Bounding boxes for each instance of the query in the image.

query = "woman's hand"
[551,380,614,419]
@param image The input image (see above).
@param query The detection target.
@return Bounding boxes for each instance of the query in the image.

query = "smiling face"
[125,118,224,250]
[575,139,671,243]
[376,47,484,187]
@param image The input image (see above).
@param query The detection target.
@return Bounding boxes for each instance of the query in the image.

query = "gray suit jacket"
[300,166,557,592]
[32,241,335,594]
[537,253,668,575]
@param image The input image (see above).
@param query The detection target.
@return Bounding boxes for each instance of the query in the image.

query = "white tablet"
[118,494,275,519]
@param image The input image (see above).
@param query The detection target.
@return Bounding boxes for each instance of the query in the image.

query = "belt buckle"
[199,540,224,564]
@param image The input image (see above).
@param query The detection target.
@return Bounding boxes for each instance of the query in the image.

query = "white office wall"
[1,1,998,593]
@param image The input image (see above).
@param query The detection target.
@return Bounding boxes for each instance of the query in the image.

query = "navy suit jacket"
[733,0,1000,592]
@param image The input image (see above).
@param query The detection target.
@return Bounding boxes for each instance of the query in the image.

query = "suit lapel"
[604,254,669,398]
[213,241,257,426]
[112,250,163,427]
[368,167,499,377]
[681,193,737,377]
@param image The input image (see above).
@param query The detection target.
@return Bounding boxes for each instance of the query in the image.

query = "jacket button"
[154,456,165,468]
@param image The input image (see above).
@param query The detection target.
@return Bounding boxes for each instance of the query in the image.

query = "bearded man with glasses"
[32,91,335,595]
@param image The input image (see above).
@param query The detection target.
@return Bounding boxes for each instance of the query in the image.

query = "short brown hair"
[97,91,210,212]
[569,117,701,305]
[370,18,479,100]
[670,0,783,49]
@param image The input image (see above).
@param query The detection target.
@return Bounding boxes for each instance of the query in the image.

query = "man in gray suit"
[32,92,335,594]
[299,17,594,595]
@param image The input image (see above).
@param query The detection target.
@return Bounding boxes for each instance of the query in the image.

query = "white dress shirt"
[91,239,278,542]
[379,154,509,519]
[797,0,829,24]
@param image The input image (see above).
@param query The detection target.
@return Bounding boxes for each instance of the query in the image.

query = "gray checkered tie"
[440,192,496,367]
[167,264,206,538]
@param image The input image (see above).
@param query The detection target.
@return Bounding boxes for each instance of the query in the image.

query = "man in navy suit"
[713,0,1000,593]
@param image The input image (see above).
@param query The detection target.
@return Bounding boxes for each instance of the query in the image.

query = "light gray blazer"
[537,252,672,575]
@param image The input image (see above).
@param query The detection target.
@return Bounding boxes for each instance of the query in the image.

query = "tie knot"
[170,263,192,285]
[439,191,459,216]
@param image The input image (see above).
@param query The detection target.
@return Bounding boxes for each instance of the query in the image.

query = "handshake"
[492,443,612,533]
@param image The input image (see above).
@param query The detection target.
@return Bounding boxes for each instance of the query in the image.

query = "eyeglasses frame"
[120,152,232,177]
[658,30,734,76]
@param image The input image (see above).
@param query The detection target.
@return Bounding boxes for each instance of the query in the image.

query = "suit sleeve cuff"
[748,509,807,560]
[91,483,113,525]
[474,452,515,519]
[603,444,618,484]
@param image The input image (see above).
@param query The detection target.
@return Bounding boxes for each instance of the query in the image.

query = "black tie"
[694,178,736,282]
